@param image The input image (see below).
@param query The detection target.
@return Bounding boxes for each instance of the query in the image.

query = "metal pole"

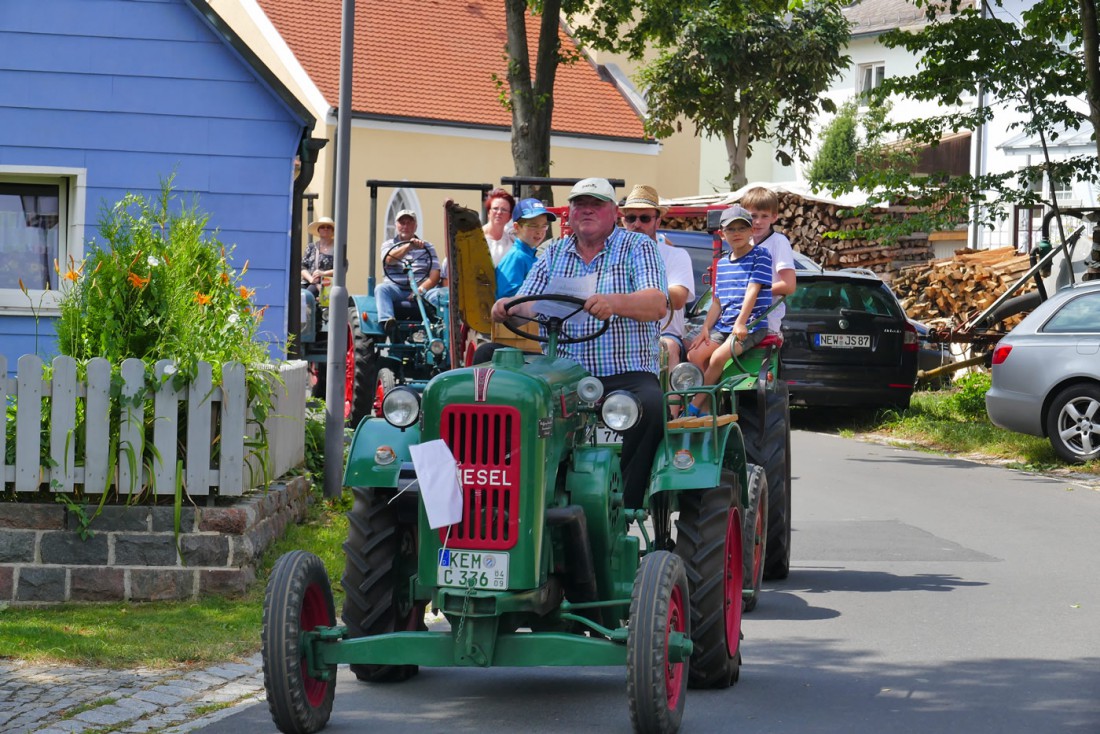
[323,0,355,499]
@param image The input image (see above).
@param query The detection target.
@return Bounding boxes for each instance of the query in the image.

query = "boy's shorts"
[660,332,685,354]
[714,329,767,350]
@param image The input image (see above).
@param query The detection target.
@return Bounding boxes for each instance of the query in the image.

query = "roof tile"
[255,0,646,140]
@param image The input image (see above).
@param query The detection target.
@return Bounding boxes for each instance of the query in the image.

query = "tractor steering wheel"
[383,240,434,287]
[502,294,611,345]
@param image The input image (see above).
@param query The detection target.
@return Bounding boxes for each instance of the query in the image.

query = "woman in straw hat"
[301,216,343,296]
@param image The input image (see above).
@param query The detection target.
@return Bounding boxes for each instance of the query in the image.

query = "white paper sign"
[409,440,463,529]
[536,275,598,323]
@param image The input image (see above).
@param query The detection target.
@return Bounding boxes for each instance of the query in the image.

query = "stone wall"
[0,476,311,605]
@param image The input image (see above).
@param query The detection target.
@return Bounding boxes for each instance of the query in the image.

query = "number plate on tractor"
[596,427,624,444]
[815,333,870,349]
[437,549,509,590]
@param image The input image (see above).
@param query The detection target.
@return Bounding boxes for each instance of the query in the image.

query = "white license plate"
[815,333,870,349]
[596,426,624,444]
[437,550,509,590]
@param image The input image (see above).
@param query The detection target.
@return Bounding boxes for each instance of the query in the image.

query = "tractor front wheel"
[674,476,743,689]
[741,465,768,613]
[341,487,424,683]
[262,550,335,734]
[627,551,689,734]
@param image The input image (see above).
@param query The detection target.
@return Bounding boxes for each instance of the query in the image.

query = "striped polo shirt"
[714,244,773,334]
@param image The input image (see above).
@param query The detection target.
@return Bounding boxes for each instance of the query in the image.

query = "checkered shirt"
[517,228,667,376]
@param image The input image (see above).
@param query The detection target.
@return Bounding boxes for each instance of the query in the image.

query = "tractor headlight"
[669,362,704,392]
[382,387,420,429]
[429,338,446,356]
[601,391,641,433]
[577,376,604,404]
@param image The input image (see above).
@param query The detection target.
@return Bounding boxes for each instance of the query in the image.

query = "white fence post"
[49,356,78,494]
[117,358,147,497]
[219,362,246,496]
[83,358,112,493]
[0,354,8,486]
[186,361,214,496]
[14,354,44,493]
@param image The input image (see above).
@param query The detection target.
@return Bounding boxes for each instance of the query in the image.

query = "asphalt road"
[204,430,1100,734]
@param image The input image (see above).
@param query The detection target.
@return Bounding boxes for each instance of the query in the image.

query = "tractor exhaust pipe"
[546,505,599,604]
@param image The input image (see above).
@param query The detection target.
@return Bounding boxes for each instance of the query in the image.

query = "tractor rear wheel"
[741,465,768,613]
[627,551,689,734]
[341,487,424,683]
[346,307,379,428]
[674,475,743,689]
[262,550,335,734]
[738,384,792,580]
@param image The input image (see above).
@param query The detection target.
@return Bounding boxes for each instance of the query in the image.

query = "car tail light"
[991,344,1012,364]
[902,321,918,352]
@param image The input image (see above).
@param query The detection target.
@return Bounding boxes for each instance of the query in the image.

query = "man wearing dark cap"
[490,178,668,510]
[377,208,441,338]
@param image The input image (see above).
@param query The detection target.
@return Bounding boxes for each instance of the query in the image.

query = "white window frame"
[0,166,87,316]
[857,62,886,96]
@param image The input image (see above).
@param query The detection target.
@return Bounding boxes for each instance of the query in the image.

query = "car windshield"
[788,280,903,318]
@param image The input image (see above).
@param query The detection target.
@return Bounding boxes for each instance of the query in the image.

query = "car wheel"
[1045,383,1100,464]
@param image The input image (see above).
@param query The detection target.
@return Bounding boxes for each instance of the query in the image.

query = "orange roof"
[255,0,647,141]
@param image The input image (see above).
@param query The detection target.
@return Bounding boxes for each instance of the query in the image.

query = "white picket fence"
[0,355,308,497]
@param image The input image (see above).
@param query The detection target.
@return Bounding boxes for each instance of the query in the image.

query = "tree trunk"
[1080,0,1100,163]
[724,110,752,190]
[505,0,561,203]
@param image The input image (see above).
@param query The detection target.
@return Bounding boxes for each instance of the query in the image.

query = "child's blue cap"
[512,198,557,223]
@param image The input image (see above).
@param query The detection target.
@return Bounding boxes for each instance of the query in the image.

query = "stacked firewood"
[663,191,933,279]
[892,247,1035,329]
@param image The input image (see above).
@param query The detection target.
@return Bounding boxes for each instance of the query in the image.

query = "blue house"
[0,0,318,369]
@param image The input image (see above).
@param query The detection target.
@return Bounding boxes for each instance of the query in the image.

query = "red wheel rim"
[299,582,331,707]
[724,508,744,657]
[665,583,686,709]
[343,322,354,421]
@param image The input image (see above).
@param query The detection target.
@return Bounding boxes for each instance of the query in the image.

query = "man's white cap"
[395,209,417,221]
[567,178,616,203]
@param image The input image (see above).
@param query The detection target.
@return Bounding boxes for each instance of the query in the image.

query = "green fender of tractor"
[343,417,422,488]
[649,420,750,505]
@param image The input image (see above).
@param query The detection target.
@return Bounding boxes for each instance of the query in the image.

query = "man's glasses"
[622,214,654,224]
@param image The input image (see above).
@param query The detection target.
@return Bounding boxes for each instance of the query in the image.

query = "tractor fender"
[343,417,422,488]
[650,422,750,500]
[349,294,385,339]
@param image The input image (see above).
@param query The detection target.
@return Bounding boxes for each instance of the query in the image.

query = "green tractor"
[261,211,776,734]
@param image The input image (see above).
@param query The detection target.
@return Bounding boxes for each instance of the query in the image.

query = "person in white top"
[619,184,695,369]
[482,188,516,265]
[740,187,796,337]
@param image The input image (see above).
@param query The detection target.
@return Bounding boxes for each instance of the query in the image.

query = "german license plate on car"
[437,549,509,590]
[815,333,870,348]
[596,426,624,444]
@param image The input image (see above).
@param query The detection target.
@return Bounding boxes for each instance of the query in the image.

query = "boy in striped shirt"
[685,205,772,416]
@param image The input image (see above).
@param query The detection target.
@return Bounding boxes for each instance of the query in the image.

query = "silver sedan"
[985,280,1100,463]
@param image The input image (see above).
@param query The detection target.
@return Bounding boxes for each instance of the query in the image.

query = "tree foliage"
[841,0,1100,237]
[630,3,851,188]
[807,100,859,190]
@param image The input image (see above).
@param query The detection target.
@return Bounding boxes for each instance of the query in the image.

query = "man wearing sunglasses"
[619,185,695,373]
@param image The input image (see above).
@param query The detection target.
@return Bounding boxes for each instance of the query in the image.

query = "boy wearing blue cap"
[495,198,556,299]
[685,204,772,416]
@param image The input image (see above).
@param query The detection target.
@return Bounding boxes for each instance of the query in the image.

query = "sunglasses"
[622,214,655,224]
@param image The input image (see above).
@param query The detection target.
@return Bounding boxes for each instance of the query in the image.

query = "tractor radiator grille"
[439,404,521,550]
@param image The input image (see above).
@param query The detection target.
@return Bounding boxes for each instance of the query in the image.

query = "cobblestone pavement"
[0,655,264,734]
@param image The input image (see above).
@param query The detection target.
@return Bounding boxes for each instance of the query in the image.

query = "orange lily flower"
[194,291,212,306]
[128,272,150,288]
[238,285,255,299]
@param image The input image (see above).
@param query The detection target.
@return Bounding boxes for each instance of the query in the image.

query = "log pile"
[663,190,934,280]
[892,247,1035,330]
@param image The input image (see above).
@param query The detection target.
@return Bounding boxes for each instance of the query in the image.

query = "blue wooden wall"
[0,0,308,370]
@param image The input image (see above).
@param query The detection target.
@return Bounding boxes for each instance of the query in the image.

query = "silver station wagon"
[985,280,1100,463]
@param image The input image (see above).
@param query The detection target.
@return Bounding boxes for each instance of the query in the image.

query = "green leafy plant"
[945,371,992,421]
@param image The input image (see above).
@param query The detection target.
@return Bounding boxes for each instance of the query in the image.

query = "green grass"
[0,486,351,669]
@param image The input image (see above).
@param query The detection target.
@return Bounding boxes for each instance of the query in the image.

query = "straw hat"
[619,184,668,215]
[308,216,335,238]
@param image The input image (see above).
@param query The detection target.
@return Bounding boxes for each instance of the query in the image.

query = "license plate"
[596,426,624,444]
[437,549,509,590]
[815,333,870,349]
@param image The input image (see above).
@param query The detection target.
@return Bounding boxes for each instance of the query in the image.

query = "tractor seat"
[757,334,782,348]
